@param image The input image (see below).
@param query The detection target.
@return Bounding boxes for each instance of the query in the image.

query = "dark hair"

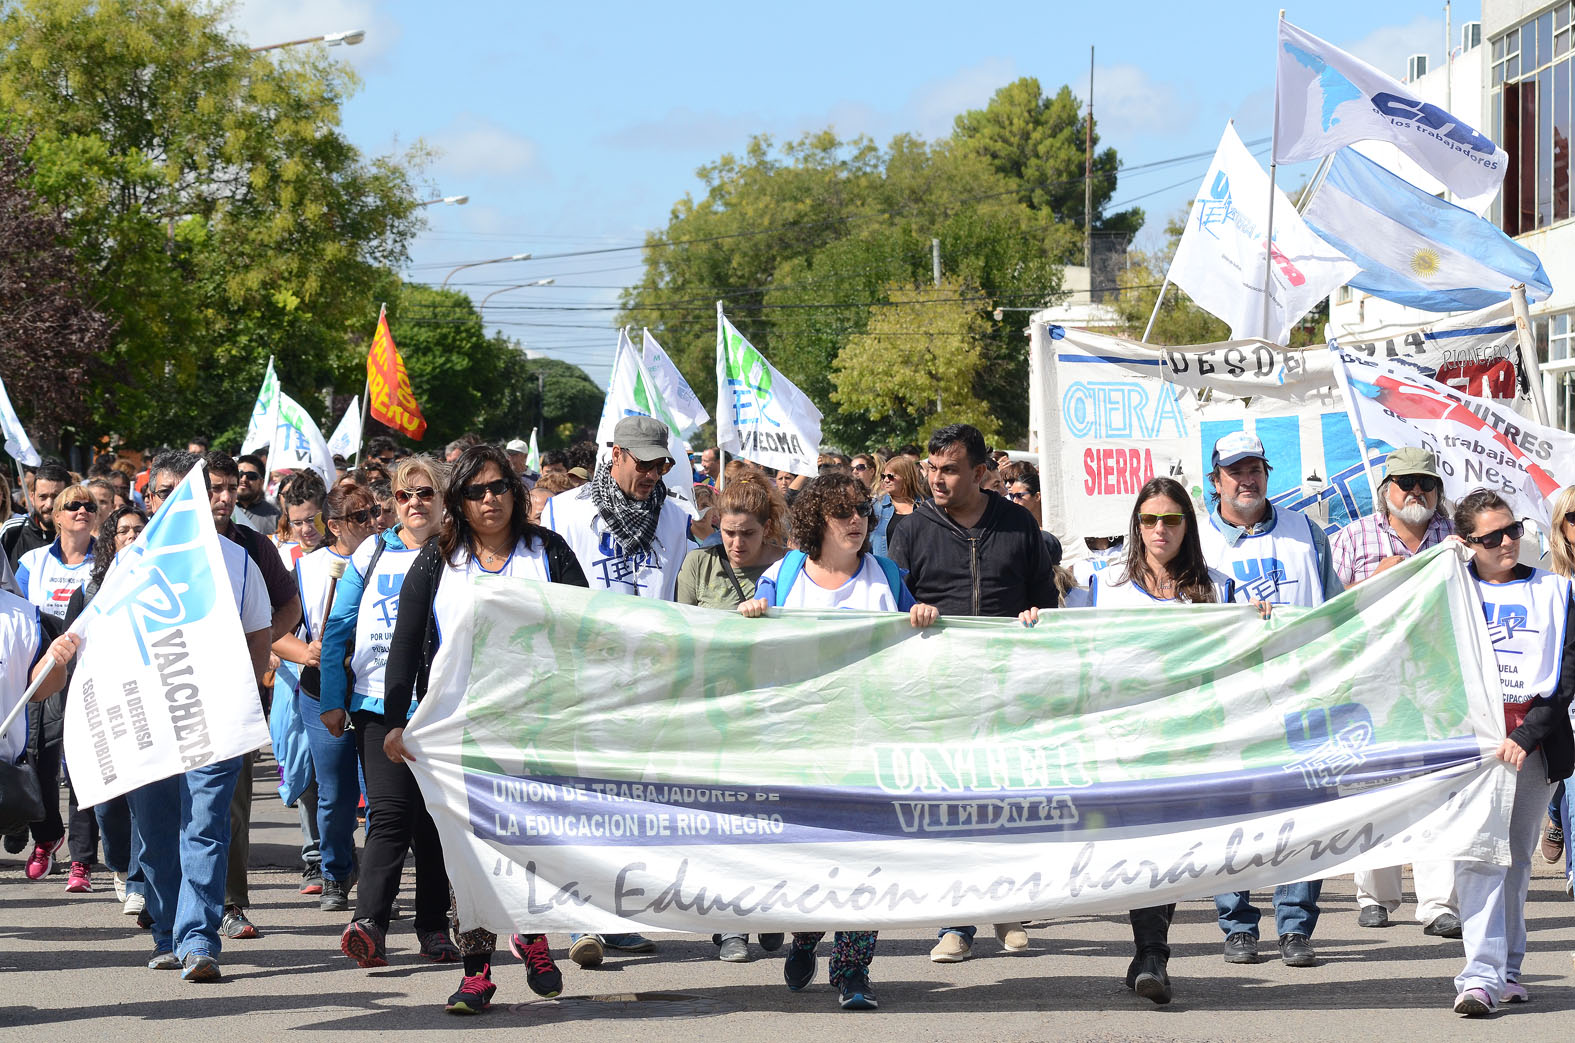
[205,450,238,480]
[541,449,569,469]
[1118,476,1218,604]
[1206,458,1273,504]
[148,450,209,495]
[34,462,72,487]
[370,479,393,503]
[367,435,399,458]
[86,457,117,479]
[282,480,324,512]
[438,444,546,566]
[1008,470,1041,496]
[90,505,148,590]
[789,473,872,562]
[187,436,210,451]
[927,423,988,467]
[1454,488,1513,537]
[565,441,597,473]
[237,454,264,474]
[896,443,921,458]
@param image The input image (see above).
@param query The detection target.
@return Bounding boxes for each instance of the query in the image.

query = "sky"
[225,0,1475,388]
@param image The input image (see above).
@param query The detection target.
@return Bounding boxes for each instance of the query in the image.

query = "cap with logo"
[612,415,672,463]
[1382,446,1441,481]
[1211,431,1267,469]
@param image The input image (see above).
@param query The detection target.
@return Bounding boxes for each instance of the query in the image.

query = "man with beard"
[1196,431,1343,970]
[2,462,70,572]
[1328,446,1462,939]
[232,454,281,533]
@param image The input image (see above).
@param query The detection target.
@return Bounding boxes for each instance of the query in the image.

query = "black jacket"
[1506,580,1575,782]
[888,491,1057,618]
[2,516,52,574]
[382,529,587,726]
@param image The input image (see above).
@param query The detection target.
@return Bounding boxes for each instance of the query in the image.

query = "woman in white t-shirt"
[738,472,938,1012]
[16,484,97,621]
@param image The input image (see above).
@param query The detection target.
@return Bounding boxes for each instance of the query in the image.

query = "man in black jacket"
[2,461,69,572]
[887,423,1057,963]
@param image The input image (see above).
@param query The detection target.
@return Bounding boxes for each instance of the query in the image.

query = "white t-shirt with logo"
[348,536,422,702]
[1473,567,1573,706]
[754,554,909,612]
[1197,508,1326,608]
[544,486,687,600]
[1091,566,1238,608]
[17,541,95,621]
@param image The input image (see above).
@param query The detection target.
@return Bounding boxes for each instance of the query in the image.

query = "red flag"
[367,305,426,440]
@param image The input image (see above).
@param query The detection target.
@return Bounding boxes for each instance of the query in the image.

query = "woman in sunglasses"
[1448,488,1575,1017]
[319,456,460,970]
[17,484,97,622]
[872,455,929,556]
[738,472,937,1012]
[382,444,588,1014]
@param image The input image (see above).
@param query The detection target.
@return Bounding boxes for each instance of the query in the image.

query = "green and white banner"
[407,546,1511,935]
[715,305,821,476]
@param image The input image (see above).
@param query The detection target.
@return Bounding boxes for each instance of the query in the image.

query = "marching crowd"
[1,418,1573,1018]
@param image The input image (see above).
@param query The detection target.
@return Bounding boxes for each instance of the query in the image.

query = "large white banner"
[240,356,278,456]
[62,464,269,807]
[404,548,1511,934]
[1168,122,1359,343]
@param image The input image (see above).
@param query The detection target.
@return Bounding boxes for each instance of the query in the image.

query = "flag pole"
[1141,275,1172,343]
[1510,284,1552,425]
[1260,10,1287,343]
[1328,344,1387,512]
[715,301,726,493]
[355,303,381,468]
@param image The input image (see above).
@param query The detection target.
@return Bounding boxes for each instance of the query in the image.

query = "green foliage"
[0,0,426,450]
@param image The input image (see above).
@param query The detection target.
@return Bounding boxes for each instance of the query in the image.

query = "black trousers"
[1129,903,1175,960]
[351,711,450,934]
[25,701,98,864]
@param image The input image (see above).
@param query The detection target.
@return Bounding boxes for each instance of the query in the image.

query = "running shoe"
[602,932,655,952]
[147,949,181,970]
[65,861,92,893]
[838,969,878,1011]
[568,934,604,968]
[220,905,258,939]
[511,933,563,998]
[784,942,816,991]
[123,891,146,917]
[1453,987,1494,1016]
[112,872,127,903]
[340,918,388,969]
[418,928,461,963]
[445,967,496,1014]
[181,953,221,982]
[319,878,350,913]
[1503,981,1530,1003]
[24,837,63,880]
[299,864,324,895]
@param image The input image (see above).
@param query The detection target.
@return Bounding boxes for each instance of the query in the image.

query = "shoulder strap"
[774,549,808,606]
[363,534,388,581]
[715,546,748,603]
[872,554,904,602]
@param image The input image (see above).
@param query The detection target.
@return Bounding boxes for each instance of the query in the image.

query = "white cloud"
[601,107,764,152]
[1077,64,1197,141]
[222,0,396,66]
[429,115,542,179]
[905,57,1021,139]
[1341,14,1444,82]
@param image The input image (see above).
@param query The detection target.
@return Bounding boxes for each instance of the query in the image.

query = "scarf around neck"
[590,459,667,557]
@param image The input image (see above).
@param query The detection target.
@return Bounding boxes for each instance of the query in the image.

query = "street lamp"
[249,28,366,52]
[479,279,556,312]
[415,195,469,207]
[440,253,533,289]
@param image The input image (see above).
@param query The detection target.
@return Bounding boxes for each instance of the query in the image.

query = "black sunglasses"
[394,486,436,504]
[829,501,876,521]
[460,478,511,501]
[328,509,372,525]
[1392,475,1440,493]
[61,500,97,513]
[238,470,262,482]
[1467,521,1524,549]
[632,457,673,475]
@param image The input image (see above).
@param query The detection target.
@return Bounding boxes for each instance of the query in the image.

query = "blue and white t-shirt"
[17,539,94,621]
[754,553,915,612]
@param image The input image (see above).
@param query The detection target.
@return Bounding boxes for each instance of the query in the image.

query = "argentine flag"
[1303,148,1552,312]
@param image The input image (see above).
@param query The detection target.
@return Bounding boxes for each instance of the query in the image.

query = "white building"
[1326,1,1575,431]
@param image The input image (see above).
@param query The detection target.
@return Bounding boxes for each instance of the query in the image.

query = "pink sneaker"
[1453,987,1495,1016]
[65,861,92,893]
[1502,981,1529,1003]
[24,838,63,880]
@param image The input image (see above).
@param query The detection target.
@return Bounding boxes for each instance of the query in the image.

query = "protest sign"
[406,547,1510,935]
[367,305,427,440]
[61,464,268,807]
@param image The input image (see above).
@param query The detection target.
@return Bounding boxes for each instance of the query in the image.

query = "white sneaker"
[123,891,146,916]
[113,872,128,903]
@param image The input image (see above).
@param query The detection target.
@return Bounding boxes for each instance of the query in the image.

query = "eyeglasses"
[629,456,673,475]
[851,463,869,472]
[368,504,384,518]
[329,509,372,525]
[881,473,897,482]
[1392,475,1440,494]
[460,478,511,501]
[60,500,97,513]
[394,486,436,504]
[1564,511,1575,527]
[829,502,876,521]
[1138,513,1186,529]
[150,486,175,501]
[1467,521,1524,548]
[238,471,261,482]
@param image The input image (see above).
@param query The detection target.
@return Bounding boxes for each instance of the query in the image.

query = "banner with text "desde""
[62,464,268,807]
[404,548,1511,935]
[715,308,821,476]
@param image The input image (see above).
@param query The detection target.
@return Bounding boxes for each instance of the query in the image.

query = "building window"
[1491,2,1575,234]
[1551,311,1574,363]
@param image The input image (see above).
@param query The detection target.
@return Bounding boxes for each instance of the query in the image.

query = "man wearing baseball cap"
[1330,446,1461,938]
[543,415,689,601]
[1198,430,1344,972]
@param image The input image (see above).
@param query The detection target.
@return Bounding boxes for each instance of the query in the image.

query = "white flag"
[1275,19,1507,212]
[62,462,269,806]
[327,396,361,460]
[1167,123,1360,343]
[240,356,279,455]
[0,372,40,468]
[525,428,540,474]
[269,391,337,489]
[715,306,821,476]
[595,330,700,517]
[640,329,708,440]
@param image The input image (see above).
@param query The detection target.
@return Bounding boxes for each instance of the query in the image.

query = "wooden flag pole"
[355,303,381,468]
[1510,284,1552,425]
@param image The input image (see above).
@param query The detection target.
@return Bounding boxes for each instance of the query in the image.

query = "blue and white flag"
[1276,19,1507,212]
[240,356,279,456]
[1304,148,1553,312]
[269,390,337,489]
[60,463,269,806]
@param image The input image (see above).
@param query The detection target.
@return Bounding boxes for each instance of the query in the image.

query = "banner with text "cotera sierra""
[405,548,1511,935]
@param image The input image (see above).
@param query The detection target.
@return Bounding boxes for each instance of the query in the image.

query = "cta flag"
[367,305,427,440]
[596,330,700,517]
[269,391,337,489]
[62,463,269,807]
[405,548,1510,935]
[0,371,40,468]
[716,307,821,475]
[1275,19,1507,212]
[1168,122,1360,342]
[1330,345,1575,527]
[1303,148,1552,312]
[327,395,361,460]
[641,329,708,440]
[239,356,278,456]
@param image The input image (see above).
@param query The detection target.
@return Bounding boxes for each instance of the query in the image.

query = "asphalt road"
[3,761,1574,1042]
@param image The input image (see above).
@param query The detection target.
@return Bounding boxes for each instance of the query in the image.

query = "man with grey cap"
[543,415,689,601]
[1330,446,1461,937]
[1197,430,1342,970]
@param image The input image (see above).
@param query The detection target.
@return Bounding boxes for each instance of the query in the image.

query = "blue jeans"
[298,692,359,883]
[1215,881,1322,939]
[126,757,242,959]
[937,926,977,942]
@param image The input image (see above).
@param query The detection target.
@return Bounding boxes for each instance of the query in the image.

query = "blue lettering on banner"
[725,377,778,429]
[1283,703,1375,752]
[1481,602,1533,649]
[94,502,217,666]
[1061,381,1188,440]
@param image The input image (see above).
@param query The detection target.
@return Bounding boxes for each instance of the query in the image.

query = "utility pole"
[931,238,942,287]
[1085,46,1095,270]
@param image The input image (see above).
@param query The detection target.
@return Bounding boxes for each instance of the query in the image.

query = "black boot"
[1125,950,1172,1005]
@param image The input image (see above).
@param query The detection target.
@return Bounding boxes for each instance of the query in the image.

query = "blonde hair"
[53,484,92,514]
[883,455,930,503]
[1551,484,1575,579]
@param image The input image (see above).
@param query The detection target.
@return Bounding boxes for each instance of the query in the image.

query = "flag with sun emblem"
[1303,148,1552,312]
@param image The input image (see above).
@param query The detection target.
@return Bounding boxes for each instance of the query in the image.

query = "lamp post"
[249,28,366,52]
[415,195,469,207]
[479,278,555,312]
[440,253,533,290]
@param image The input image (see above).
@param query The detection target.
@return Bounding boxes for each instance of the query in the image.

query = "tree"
[0,130,113,451]
[0,0,426,449]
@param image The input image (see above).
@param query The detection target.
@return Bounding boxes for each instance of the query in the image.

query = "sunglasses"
[61,500,97,513]
[329,509,373,525]
[394,486,436,504]
[1564,511,1575,527]
[829,502,876,521]
[1138,513,1186,529]
[1467,521,1523,549]
[460,478,511,501]
[1392,475,1440,493]
[238,471,262,482]
[150,486,175,501]
[851,463,869,472]
[1006,491,1033,502]
[881,473,898,482]
[630,456,673,475]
